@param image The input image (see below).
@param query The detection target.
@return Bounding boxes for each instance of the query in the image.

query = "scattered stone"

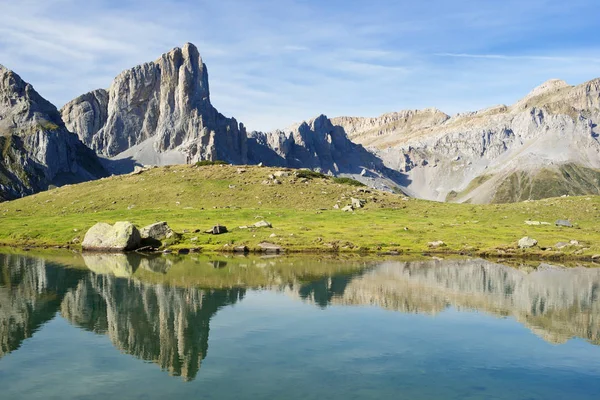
[229,184,236,189]
[82,221,142,252]
[190,237,198,242]
[234,245,249,253]
[555,219,573,227]
[254,220,272,228]
[140,221,174,241]
[592,254,600,260]
[273,179,281,185]
[258,242,283,253]
[269,233,277,238]
[127,204,135,210]
[518,237,538,249]
[236,168,247,174]
[239,225,249,229]
[268,174,275,180]
[206,225,228,234]
[341,205,354,212]
[261,180,270,185]
[570,240,580,246]
[351,197,365,209]
[554,242,569,249]
[333,204,339,209]
[428,241,446,248]
[274,171,289,177]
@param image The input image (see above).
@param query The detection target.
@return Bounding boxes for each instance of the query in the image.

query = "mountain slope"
[61,43,247,168]
[332,78,600,202]
[0,65,108,201]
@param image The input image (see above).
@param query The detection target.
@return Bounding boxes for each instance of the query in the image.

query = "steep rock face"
[248,114,409,191]
[63,43,247,168]
[60,89,109,149]
[339,78,600,202]
[0,65,108,200]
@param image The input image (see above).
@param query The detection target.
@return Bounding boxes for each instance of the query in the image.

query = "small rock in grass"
[555,219,573,227]
[341,205,353,212]
[518,237,538,249]
[333,204,339,209]
[270,233,277,238]
[428,241,446,248]
[234,245,249,253]
[554,242,569,249]
[254,220,272,228]
[259,242,283,253]
[570,240,580,246]
[205,225,228,235]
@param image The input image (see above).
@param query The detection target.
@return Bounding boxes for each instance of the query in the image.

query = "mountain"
[248,114,409,191]
[61,43,247,169]
[332,78,600,203]
[0,65,108,201]
[59,41,600,203]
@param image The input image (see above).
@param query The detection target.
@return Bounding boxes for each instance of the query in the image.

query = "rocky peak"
[62,43,247,166]
[0,66,107,201]
[0,64,65,135]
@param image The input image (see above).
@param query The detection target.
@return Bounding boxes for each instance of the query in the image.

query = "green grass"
[1,164,600,259]
[493,164,600,203]
[195,160,228,167]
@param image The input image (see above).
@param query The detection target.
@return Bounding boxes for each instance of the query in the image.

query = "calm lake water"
[1,251,600,399]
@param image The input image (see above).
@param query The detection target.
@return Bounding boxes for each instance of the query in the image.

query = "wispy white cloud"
[1,0,599,131]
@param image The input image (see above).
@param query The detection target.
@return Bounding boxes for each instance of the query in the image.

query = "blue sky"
[1,0,599,131]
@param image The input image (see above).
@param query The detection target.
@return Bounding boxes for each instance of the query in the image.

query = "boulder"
[518,237,538,249]
[555,219,573,227]
[206,225,228,234]
[259,242,283,253]
[140,221,174,241]
[82,222,142,252]
[233,245,249,253]
[254,220,272,228]
[351,197,365,208]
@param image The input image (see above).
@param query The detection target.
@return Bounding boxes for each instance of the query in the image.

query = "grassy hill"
[1,163,600,259]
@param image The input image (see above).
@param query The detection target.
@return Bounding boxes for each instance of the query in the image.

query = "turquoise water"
[1,253,600,399]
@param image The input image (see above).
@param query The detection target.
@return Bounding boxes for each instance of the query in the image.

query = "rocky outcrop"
[60,89,109,149]
[0,65,108,201]
[82,221,142,252]
[62,43,247,169]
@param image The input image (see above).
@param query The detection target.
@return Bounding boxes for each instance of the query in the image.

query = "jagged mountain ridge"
[58,42,600,203]
[331,78,600,202]
[0,65,108,201]
[61,43,248,168]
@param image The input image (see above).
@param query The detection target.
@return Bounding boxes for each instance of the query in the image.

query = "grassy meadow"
[1,164,599,259]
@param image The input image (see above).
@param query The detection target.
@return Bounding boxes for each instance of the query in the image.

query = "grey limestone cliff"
[61,43,247,168]
[332,79,600,202]
[0,65,108,201]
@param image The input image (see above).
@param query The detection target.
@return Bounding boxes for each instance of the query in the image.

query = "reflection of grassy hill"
[1,164,600,257]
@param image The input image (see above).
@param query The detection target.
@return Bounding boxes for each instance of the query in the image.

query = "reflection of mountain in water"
[0,253,243,381]
[305,259,600,345]
[0,254,84,358]
[61,274,244,381]
[3,252,600,378]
